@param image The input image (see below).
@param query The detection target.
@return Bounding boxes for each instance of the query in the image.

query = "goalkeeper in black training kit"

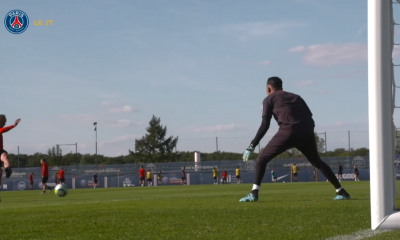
[240,77,350,202]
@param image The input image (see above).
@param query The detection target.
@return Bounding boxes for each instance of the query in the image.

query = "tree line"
[7,115,372,168]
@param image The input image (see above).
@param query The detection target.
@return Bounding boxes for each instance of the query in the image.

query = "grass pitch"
[0,181,399,240]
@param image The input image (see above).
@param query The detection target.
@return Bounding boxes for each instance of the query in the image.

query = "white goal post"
[368,0,400,230]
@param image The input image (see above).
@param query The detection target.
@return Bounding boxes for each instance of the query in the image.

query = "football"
[54,184,69,197]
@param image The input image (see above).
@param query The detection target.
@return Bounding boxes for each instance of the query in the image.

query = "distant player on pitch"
[292,163,299,182]
[353,165,359,181]
[240,77,350,202]
[181,167,187,185]
[147,169,152,186]
[29,172,34,190]
[58,167,65,185]
[40,159,49,194]
[213,167,219,185]
[271,169,277,183]
[0,116,21,190]
[337,163,343,182]
[93,172,99,188]
[158,170,162,185]
[313,167,317,181]
[222,170,227,184]
[235,166,241,184]
[139,166,145,187]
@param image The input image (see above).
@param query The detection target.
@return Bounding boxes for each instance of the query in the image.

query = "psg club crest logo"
[4,9,29,34]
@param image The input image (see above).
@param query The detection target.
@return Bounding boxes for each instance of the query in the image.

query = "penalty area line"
[325,229,392,240]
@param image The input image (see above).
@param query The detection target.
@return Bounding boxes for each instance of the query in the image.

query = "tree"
[396,130,400,154]
[314,132,326,153]
[134,115,178,163]
[353,147,369,156]
[47,146,62,166]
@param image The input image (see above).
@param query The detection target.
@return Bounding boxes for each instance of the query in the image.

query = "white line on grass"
[325,229,391,240]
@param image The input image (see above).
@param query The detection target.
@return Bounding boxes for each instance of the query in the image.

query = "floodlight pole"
[368,0,400,230]
[175,146,177,162]
[17,146,19,168]
[348,130,351,153]
[94,122,97,165]
[96,130,97,162]
[216,137,219,161]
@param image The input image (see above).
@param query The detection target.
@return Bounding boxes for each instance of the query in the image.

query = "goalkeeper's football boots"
[5,167,12,178]
[334,188,350,200]
[239,193,258,202]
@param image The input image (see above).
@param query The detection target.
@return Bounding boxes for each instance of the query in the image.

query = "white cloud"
[181,124,238,133]
[312,70,364,80]
[101,101,111,106]
[303,43,366,66]
[60,114,97,124]
[317,120,368,131]
[219,21,303,41]
[309,90,333,95]
[296,80,314,87]
[115,119,131,127]
[289,46,305,52]
[110,119,144,128]
[100,102,141,112]
[113,135,138,141]
[78,143,91,149]
[289,43,400,67]
[109,105,138,113]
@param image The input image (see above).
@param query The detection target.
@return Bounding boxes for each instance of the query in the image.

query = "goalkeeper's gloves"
[242,144,255,162]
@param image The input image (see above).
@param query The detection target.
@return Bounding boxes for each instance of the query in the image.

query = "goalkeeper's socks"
[252,184,260,191]
[251,190,259,198]
[251,184,260,198]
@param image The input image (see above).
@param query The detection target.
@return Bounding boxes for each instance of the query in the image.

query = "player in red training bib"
[0,115,21,188]
[58,167,65,185]
[40,159,50,194]
[29,172,34,190]
[139,166,145,187]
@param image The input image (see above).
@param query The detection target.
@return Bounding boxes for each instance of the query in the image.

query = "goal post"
[368,0,400,230]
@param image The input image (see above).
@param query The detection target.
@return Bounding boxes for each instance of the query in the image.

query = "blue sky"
[1,0,399,156]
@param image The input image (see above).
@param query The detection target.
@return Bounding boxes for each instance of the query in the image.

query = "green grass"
[0,181,399,240]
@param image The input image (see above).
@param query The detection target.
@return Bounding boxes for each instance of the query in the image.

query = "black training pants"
[254,129,341,189]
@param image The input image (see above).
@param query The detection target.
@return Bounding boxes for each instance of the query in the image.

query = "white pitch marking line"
[325,229,392,240]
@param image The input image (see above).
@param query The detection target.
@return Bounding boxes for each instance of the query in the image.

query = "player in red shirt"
[139,166,145,187]
[40,159,50,194]
[58,167,65,184]
[0,115,21,187]
[222,170,228,184]
[29,172,34,190]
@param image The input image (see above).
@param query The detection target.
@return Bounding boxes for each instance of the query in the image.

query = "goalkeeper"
[240,77,350,202]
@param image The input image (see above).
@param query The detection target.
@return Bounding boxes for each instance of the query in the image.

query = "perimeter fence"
[3,155,400,192]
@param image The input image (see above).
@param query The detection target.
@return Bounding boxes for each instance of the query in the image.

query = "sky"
[1,0,400,157]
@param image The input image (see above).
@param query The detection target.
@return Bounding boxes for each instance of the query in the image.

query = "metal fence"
[4,130,370,158]
[3,155,400,191]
